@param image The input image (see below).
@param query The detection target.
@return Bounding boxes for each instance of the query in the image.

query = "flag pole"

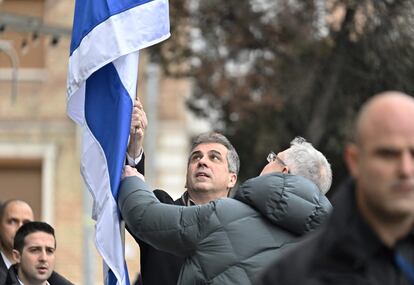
[121,93,139,275]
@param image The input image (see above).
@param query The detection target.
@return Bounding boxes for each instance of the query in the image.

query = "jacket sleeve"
[128,189,176,259]
[118,176,216,257]
[135,152,145,175]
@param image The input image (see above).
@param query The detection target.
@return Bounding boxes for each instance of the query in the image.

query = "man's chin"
[190,183,212,192]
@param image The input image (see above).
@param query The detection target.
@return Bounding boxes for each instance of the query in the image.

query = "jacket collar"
[322,179,394,266]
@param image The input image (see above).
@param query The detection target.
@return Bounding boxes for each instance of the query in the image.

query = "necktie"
[395,252,414,284]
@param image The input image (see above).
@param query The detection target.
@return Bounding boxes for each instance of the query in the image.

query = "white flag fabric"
[66,1,170,284]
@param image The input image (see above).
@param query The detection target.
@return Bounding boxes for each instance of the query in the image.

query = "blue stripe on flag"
[85,62,132,198]
[108,263,130,285]
[70,0,155,54]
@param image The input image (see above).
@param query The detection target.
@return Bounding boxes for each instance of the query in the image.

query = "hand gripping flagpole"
[121,96,139,266]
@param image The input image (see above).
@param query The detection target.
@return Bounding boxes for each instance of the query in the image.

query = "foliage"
[153,0,414,192]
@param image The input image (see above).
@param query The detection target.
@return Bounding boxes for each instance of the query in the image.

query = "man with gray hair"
[261,136,332,195]
[135,131,240,285]
[183,132,240,204]
[121,135,332,284]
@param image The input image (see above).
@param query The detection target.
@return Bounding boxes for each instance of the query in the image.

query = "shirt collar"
[0,250,13,269]
[180,191,196,206]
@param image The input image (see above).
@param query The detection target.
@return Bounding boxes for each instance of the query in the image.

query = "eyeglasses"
[267,151,287,167]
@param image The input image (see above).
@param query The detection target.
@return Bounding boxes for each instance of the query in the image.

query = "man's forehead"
[358,117,414,148]
[192,143,228,154]
[24,232,55,248]
[361,136,414,152]
[356,93,414,144]
[277,149,288,158]
[4,202,34,219]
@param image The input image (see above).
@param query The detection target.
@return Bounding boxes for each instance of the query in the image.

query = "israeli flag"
[66,1,170,284]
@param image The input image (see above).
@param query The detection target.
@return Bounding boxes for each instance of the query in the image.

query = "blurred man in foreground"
[259,91,414,285]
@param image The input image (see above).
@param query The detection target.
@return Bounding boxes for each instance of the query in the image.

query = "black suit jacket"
[4,265,19,285]
[132,189,185,285]
[129,153,185,285]
[0,253,8,285]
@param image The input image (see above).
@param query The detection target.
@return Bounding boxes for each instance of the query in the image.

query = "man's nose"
[197,155,208,166]
[38,249,48,261]
[399,151,414,177]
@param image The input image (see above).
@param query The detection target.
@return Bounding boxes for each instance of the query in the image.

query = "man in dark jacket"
[119,136,332,284]
[3,221,70,285]
[127,98,240,285]
[0,200,73,285]
[258,91,414,285]
[133,131,240,285]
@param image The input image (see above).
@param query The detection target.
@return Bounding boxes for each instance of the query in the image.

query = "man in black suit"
[126,98,241,285]
[0,200,73,285]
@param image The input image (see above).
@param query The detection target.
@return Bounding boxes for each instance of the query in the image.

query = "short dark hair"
[13,221,55,253]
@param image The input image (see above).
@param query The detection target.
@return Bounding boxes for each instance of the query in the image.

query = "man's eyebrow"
[373,146,401,154]
[208,150,223,156]
[190,150,202,156]
[7,217,19,223]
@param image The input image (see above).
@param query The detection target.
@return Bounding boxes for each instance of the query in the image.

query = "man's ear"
[344,143,359,179]
[228,173,237,188]
[282,166,289,174]
[12,249,21,263]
